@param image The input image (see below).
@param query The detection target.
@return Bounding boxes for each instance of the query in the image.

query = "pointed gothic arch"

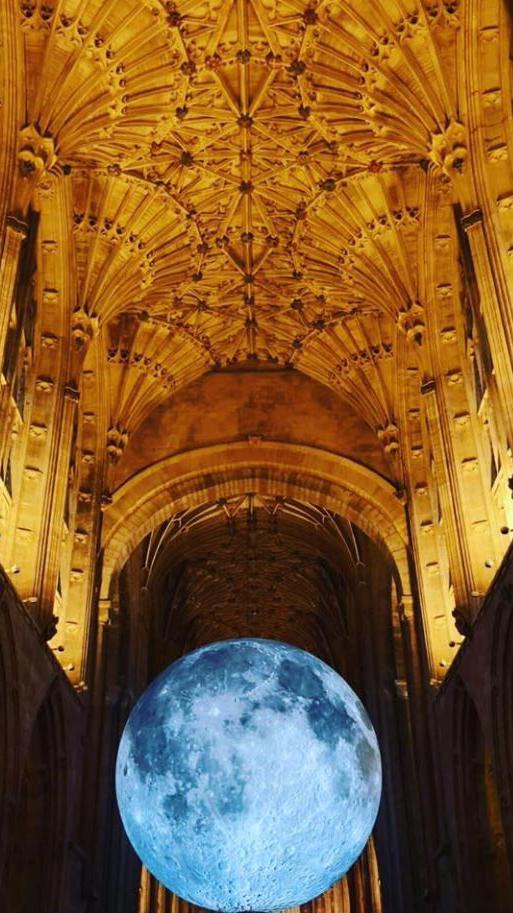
[100,442,412,609]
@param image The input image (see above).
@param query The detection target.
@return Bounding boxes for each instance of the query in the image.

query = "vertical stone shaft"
[32,383,79,627]
[421,381,477,617]
[463,215,513,434]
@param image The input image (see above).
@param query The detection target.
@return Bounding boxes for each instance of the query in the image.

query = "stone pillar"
[398,594,442,911]
[420,379,477,622]
[32,382,79,628]
[81,605,141,913]
[0,122,56,389]
[461,210,513,436]
[352,551,426,913]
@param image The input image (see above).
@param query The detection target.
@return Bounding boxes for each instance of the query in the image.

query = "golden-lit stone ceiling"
[22,0,460,433]
[7,0,513,711]
[4,0,513,708]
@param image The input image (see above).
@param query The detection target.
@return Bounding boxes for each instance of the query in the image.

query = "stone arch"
[1,678,68,913]
[100,441,411,604]
[107,443,419,913]
[450,678,513,913]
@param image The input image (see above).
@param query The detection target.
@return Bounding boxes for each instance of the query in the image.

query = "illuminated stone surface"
[116,638,381,911]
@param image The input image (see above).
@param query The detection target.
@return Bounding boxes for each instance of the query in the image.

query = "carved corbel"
[15,124,56,215]
[397,300,425,344]
[77,487,93,505]
[440,326,457,343]
[377,422,400,455]
[35,375,55,394]
[429,120,467,178]
[71,307,98,351]
[106,424,129,463]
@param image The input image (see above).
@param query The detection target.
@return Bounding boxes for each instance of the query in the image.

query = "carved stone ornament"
[77,487,93,504]
[377,423,400,454]
[106,425,129,463]
[71,307,98,350]
[41,332,59,350]
[36,377,54,393]
[16,124,56,213]
[29,423,48,440]
[18,124,56,177]
[397,300,425,344]
[429,120,467,177]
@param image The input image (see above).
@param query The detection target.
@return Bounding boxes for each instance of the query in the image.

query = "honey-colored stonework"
[2,2,513,912]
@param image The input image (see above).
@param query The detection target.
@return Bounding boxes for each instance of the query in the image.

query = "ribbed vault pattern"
[20,0,461,433]
[142,494,371,665]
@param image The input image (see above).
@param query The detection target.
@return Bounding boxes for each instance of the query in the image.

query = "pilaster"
[461,210,513,434]
[420,380,476,621]
[32,382,79,627]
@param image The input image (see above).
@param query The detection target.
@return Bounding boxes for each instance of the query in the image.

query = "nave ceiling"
[16,0,465,435]
[140,494,366,658]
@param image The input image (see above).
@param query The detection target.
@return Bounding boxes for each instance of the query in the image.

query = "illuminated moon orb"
[116,638,382,912]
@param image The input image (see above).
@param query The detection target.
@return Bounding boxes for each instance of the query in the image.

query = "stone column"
[461,210,513,435]
[0,122,56,386]
[398,593,442,911]
[420,379,477,623]
[32,381,79,629]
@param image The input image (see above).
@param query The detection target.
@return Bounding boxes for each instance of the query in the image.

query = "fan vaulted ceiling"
[22,0,460,435]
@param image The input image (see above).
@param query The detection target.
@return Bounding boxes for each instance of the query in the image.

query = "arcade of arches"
[3,1,513,911]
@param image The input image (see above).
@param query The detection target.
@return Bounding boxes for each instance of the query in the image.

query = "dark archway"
[101,499,430,913]
[451,680,513,913]
[1,680,66,913]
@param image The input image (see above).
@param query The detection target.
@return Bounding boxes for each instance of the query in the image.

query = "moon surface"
[116,638,382,912]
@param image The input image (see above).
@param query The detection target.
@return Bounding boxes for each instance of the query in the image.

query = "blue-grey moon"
[116,638,382,912]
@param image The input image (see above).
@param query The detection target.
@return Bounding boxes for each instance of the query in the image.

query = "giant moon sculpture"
[116,638,382,912]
